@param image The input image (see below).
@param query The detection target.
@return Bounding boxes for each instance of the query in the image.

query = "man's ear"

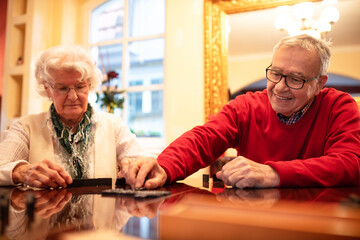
[316,75,328,94]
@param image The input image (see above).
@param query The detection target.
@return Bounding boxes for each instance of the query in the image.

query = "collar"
[277,97,315,125]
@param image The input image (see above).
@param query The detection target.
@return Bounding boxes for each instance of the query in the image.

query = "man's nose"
[275,77,289,90]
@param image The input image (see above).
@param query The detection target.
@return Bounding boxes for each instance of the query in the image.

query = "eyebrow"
[53,82,87,87]
[270,66,306,79]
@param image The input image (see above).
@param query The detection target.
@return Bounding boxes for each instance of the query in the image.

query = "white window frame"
[81,0,166,154]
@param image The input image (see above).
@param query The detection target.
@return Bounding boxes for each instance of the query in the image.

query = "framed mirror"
[203,0,320,121]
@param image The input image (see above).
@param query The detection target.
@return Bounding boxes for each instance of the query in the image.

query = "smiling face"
[45,69,89,127]
[267,46,328,117]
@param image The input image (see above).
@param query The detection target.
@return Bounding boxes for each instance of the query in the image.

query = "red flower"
[107,71,119,79]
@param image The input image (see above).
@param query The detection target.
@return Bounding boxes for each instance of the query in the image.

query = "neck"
[60,116,84,130]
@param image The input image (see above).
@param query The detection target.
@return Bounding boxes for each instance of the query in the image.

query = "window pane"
[126,90,164,137]
[128,0,165,37]
[127,38,164,87]
[90,0,124,43]
[91,44,123,89]
[88,92,123,116]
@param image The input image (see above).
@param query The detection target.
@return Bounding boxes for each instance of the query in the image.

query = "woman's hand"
[119,157,167,189]
[33,189,72,218]
[216,156,280,188]
[12,159,72,188]
[10,188,72,218]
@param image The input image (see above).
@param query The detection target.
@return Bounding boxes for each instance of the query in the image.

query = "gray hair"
[273,34,331,76]
[35,45,102,97]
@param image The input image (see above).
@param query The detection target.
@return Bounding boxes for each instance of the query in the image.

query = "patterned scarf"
[50,104,93,179]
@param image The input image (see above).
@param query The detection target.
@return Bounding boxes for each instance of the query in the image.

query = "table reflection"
[0,180,359,240]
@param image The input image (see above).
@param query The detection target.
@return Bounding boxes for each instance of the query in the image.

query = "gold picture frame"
[203,0,319,121]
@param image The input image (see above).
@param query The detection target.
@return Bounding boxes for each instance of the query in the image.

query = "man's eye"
[288,77,303,83]
[59,87,68,91]
[271,71,281,77]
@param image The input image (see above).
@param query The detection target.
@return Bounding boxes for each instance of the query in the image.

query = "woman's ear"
[43,82,52,100]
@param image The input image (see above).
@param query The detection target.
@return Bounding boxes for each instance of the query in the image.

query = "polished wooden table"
[0,178,359,240]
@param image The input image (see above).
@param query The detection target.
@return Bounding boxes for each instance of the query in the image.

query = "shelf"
[9,23,26,67]
[12,15,27,25]
[7,75,23,118]
[11,0,27,17]
[9,65,25,75]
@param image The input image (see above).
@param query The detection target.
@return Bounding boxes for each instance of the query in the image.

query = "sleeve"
[158,99,245,183]
[0,120,30,186]
[267,93,360,187]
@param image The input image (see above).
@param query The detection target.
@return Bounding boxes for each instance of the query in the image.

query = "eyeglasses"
[47,82,91,95]
[265,66,319,90]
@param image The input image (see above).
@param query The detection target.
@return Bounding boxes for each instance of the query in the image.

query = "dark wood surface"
[0,178,359,240]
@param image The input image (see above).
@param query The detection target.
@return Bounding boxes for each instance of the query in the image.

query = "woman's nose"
[67,88,78,100]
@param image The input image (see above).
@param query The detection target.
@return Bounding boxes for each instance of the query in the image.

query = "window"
[89,0,165,144]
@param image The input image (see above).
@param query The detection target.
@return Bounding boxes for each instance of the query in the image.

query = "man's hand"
[12,159,72,188]
[216,188,280,208]
[216,156,279,188]
[116,197,164,219]
[119,157,167,189]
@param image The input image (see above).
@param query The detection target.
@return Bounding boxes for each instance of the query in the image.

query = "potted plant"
[96,70,125,113]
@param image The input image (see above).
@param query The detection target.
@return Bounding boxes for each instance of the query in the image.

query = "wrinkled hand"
[33,189,72,218]
[12,159,73,188]
[215,156,279,188]
[216,188,280,208]
[10,188,72,218]
[115,196,164,219]
[119,157,167,189]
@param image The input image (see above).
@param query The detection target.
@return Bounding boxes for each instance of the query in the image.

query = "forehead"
[49,69,84,85]
[272,46,320,75]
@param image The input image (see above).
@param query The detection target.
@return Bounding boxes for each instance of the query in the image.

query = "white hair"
[273,34,331,76]
[34,45,102,97]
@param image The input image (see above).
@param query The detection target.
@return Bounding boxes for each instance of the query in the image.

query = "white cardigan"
[0,110,152,185]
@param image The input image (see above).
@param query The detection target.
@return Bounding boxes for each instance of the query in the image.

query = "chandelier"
[275,0,340,39]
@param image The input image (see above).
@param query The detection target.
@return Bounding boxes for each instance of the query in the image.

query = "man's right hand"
[12,159,72,188]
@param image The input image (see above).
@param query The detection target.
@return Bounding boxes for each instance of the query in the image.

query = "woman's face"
[45,69,90,127]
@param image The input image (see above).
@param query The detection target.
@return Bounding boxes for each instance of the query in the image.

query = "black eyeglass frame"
[265,66,319,90]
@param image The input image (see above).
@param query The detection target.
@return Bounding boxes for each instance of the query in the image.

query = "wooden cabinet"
[1,0,29,130]
[1,0,63,131]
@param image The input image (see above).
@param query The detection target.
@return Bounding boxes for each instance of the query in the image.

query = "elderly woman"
[0,45,160,189]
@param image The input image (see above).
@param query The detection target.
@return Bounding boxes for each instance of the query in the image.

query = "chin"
[273,106,292,117]
[63,108,85,118]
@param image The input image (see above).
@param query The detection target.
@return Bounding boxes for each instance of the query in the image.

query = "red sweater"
[158,88,360,187]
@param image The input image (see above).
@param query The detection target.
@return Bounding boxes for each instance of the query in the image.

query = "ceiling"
[228,0,360,57]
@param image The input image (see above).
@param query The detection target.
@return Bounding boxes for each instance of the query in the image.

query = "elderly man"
[121,34,360,189]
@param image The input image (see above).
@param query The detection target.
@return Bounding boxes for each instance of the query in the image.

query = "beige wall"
[228,46,360,93]
[164,0,204,144]
[330,47,360,80]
